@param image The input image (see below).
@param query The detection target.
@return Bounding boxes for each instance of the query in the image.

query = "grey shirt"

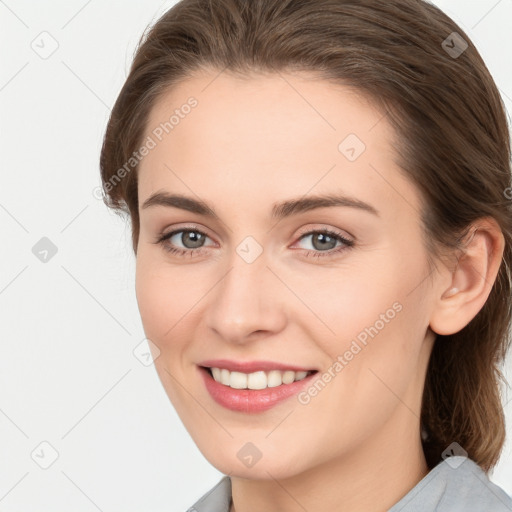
[187,456,512,511]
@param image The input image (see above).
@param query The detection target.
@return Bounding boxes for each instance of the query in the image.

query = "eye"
[293,229,354,259]
[153,226,214,257]
[153,225,355,260]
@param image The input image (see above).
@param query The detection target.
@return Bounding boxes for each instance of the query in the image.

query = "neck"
[230,410,429,512]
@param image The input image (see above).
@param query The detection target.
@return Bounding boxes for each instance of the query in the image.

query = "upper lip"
[198,359,318,373]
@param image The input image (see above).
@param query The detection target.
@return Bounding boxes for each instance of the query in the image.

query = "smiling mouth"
[201,366,318,390]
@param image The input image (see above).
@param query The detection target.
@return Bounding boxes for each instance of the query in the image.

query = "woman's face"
[135,69,440,478]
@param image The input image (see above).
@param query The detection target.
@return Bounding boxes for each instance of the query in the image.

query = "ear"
[429,217,505,336]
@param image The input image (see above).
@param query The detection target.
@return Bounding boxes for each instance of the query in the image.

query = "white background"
[1,1,511,510]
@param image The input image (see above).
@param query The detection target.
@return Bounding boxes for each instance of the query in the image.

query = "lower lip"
[198,366,317,413]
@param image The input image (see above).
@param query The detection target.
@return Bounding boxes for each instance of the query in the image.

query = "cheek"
[326,296,428,431]
[305,251,428,401]
[135,266,167,337]
[135,256,188,343]
[286,263,397,357]
[135,252,218,358]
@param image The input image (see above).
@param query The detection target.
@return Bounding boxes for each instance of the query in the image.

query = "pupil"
[313,233,336,250]
[183,231,204,248]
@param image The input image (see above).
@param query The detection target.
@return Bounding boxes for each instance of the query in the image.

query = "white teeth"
[208,367,312,389]
[267,370,283,388]
[247,371,267,390]
[211,367,221,382]
[220,368,230,386]
[282,370,295,384]
[229,371,247,389]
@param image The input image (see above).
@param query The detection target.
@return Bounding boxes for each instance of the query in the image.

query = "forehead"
[143,69,389,153]
[138,69,420,222]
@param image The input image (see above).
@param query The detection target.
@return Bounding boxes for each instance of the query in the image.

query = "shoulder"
[389,456,512,512]
[186,475,232,512]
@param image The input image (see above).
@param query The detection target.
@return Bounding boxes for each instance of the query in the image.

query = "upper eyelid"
[163,223,349,235]
[162,224,213,238]
[296,225,353,240]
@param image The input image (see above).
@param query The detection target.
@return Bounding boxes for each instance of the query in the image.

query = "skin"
[134,69,504,512]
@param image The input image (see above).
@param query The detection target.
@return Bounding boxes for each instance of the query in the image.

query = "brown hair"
[100,0,512,472]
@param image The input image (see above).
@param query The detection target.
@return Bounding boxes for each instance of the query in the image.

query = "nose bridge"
[205,242,285,343]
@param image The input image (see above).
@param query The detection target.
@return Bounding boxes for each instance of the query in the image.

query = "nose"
[204,250,287,345]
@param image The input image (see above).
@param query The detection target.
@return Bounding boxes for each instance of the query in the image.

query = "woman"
[100,0,512,510]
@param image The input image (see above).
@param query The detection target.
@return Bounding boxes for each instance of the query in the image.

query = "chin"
[196,439,313,481]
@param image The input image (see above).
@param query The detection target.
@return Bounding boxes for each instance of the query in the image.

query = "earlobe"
[429,218,505,336]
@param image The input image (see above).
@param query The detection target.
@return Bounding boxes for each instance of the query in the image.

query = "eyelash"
[153,226,355,260]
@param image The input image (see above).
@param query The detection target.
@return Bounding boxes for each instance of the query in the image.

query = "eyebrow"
[141,191,380,219]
